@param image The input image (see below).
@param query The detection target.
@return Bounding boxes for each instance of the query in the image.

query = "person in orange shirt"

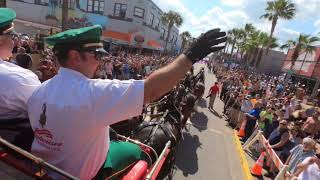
[251,94,260,106]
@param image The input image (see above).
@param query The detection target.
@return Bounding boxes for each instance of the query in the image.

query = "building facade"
[7,0,182,52]
[257,49,286,75]
[282,47,320,79]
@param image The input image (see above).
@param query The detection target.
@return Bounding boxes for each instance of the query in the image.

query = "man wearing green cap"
[0,8,41,150]
[27,25,226,179]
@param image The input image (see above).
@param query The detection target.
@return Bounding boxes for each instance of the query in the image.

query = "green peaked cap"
[0,8,16,34]
[45,25,103,46]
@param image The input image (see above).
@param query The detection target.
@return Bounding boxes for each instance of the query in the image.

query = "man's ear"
[68,50,81,64]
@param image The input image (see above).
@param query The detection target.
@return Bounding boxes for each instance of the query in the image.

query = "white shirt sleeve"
[14,73,41,109]
[1,70,41,118]
[298,157,320,180]
[91,79,144,125]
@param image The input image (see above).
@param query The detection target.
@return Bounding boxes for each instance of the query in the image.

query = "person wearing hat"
[242,102,262,142]
[284,137,316,175]
[27,25,227,179]
[0,8,41,150]
[236,94,253,130]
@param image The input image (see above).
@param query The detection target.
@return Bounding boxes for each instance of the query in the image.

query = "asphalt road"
[172,63,245,180]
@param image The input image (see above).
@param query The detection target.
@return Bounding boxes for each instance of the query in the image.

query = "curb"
[233,130,253,180]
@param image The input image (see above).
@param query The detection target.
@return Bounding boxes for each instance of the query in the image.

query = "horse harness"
[134,111,180,146]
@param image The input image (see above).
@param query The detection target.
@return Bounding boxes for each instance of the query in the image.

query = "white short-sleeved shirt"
[298,157,320,180]
[0,59,41,119]
[27,68,144,179]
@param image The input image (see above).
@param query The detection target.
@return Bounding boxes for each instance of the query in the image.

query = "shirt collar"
[58,67,88,80]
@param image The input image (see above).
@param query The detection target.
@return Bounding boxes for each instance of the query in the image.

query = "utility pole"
[0,0,6,7]
[61,0,68,31]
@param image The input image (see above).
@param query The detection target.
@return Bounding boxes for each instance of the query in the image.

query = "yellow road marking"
[233,130,253,180]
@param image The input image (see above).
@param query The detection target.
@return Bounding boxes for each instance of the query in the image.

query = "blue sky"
[152,0,320,46]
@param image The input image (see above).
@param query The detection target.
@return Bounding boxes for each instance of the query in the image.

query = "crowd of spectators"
[209,60,320,179]
[94,53,175,80]
[9,31,319,179]
[8,33,175,83]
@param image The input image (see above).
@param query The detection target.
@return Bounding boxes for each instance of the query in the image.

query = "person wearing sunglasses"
[0,8,41,151]
[27,25,227,179]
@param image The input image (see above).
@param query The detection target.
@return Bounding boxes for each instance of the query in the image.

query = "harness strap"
[159,124,177,143]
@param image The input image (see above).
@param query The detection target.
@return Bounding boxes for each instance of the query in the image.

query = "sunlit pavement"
[173,63,245,180]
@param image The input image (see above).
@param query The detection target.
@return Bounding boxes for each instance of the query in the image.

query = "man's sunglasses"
[86,50,105,61]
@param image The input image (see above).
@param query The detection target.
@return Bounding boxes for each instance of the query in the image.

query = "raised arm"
[271,132,290,149]
[144,29,226,104]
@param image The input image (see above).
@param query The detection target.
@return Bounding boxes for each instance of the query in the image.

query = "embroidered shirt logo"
[34,103,63,151]
[39,104,47,128]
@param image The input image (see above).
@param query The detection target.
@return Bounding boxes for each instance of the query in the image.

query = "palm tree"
[229,28,242,58]
[261,0,296,54]
[237,24,256,61]
[247,30,261,66]
[255,35,278,67]
[61,0,69,31]
[241,29,278,67]
[244,23,255,35]
[162,11,183,51]
[224,36,232,54]
[180,31,191,51]
[302,36,319,61]
[235,29,246,60]
[281,34,319,70]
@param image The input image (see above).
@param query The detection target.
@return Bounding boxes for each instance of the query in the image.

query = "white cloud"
[292,0,320,20]
[276,28,300,45]
[152,0,250,36]
[314,19,320,32]
[279,28,300,37]
[188,7,249,35]
[152,0,319,48]
[220,0,246,7]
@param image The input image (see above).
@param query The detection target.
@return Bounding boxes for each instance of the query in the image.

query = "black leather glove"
[184,28,226,64]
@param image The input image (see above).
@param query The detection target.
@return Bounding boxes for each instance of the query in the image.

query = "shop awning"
[103,30,132,43]
[147,40,163,50]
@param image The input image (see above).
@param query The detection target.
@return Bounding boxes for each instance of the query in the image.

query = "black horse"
[131,89,196,179]
[111,68,205,179]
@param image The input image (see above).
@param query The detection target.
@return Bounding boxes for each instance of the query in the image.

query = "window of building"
[87,0,104,14]
[154,18,160,29]
[134,7,144,18]
[69,0,76,9]
[160,28,165,38]
[170,35,174,42]
[148,13,154,26]
[114,3,127,18]
[35,0,49,5]
[58,0,76,9]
